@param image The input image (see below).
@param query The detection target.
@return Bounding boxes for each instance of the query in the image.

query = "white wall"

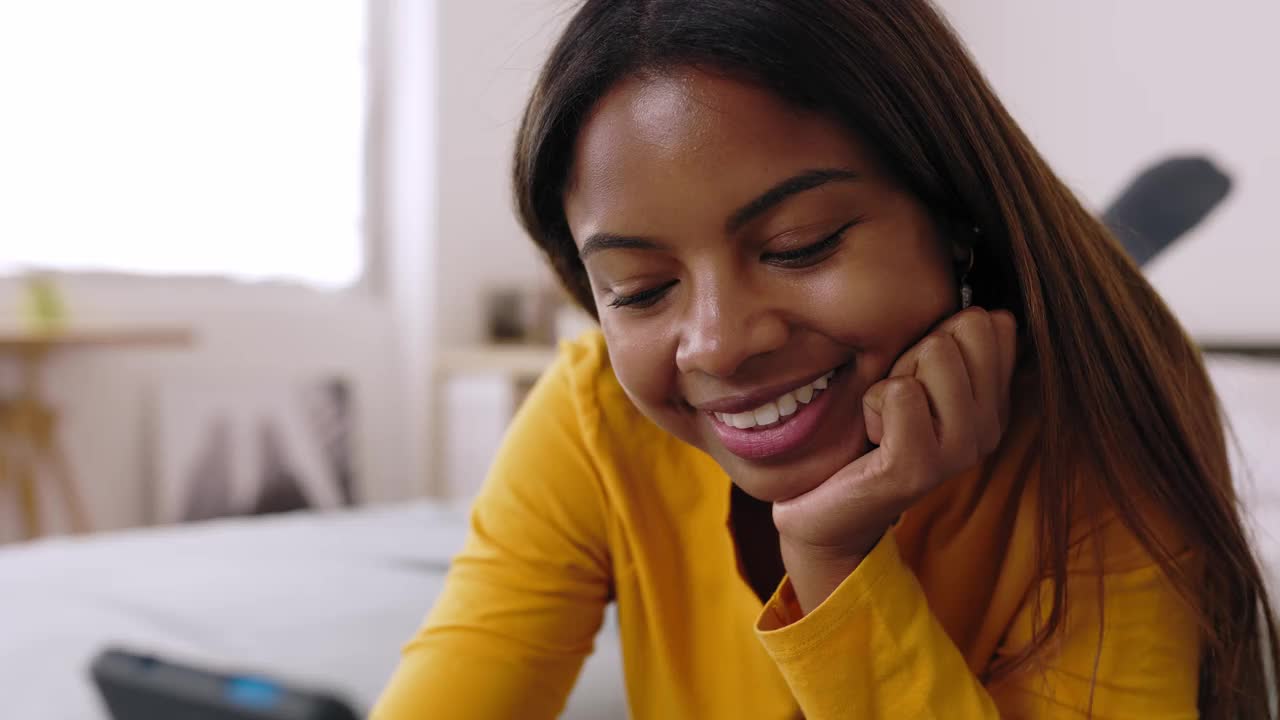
[433,0,569,347]
[383,0,439,505]
[938,0,1280,342]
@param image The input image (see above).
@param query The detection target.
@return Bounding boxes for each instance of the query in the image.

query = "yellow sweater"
[374,331,1199,719]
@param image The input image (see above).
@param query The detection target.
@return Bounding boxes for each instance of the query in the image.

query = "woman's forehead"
[565,69,875,239]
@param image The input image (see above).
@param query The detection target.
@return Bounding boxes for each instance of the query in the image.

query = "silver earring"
[960,244,975,310]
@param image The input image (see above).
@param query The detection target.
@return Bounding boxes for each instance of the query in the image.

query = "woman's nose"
[674,283,789,378]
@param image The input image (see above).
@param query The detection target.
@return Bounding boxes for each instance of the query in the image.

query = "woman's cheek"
[602,317,685,421]
[803,256,954,352]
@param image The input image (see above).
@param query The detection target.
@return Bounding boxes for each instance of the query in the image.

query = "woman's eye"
[761,219,860,268]
[608,280,677,309]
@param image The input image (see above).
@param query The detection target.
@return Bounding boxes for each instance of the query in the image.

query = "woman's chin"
[730,472,820,504]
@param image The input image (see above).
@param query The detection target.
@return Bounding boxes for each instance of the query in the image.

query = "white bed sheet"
[0,502,627,719]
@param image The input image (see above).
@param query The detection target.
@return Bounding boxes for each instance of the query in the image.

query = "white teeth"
[712,368,838,429]
[777,392,798,417]
[795,384,814,404]
[752,402,780,426]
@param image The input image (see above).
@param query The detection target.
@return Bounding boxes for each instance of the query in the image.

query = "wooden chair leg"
[0,446,14,539]
[44,438,88,534]
[14,456,41,541]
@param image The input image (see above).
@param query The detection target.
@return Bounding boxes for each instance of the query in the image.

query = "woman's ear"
[943,217,979,266]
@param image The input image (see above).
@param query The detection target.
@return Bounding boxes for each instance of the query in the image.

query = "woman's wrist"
[778,530,883,615]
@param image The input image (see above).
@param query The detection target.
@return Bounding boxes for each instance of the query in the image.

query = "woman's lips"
[706,364,846,461]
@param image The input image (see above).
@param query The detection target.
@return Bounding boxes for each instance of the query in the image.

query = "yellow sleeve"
[755,532,1200,719]
[372,348,613,720]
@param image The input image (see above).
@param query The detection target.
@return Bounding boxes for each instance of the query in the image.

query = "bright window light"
[0,1,366,289]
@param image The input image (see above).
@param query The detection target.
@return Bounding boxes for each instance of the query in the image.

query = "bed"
[1,352,1276,720]
[0,501,629,718]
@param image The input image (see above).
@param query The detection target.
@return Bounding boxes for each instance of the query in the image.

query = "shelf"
[435,344,558,379]
[0,326,194,351]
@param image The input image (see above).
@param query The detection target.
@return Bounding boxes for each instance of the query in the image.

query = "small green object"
[21,275,68,334]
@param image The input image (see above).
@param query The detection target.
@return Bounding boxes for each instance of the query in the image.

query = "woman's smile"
[694,360,854,462]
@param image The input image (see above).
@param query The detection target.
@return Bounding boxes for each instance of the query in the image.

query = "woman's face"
[564,68,959,503]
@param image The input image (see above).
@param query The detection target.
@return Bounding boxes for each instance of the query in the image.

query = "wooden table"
[0,327,193,540]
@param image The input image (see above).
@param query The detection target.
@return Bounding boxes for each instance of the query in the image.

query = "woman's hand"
[772,307,1019,614]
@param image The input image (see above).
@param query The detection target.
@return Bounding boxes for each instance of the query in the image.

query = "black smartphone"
[90,647,361,720]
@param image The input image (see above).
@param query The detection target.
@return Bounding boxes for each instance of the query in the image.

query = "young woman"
[376,1,1278,717]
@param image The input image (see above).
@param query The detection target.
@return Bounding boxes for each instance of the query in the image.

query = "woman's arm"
[372,351,613,720]
[760,308,1199,716]
[755,525,1201,718]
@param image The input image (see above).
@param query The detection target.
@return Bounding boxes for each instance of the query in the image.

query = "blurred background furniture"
[0,327,192,539]
[1103,155,1232,267]
[150,371,356,525]
[431,344,557,499]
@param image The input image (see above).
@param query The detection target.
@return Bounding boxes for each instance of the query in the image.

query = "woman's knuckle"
[885,375,918,399]
[916,334,947,360]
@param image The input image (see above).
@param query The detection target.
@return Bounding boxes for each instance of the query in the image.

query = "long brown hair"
[512,0,1279,715]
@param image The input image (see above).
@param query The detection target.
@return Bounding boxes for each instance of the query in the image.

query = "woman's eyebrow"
[579,233,667,260]
[725,168,860,233]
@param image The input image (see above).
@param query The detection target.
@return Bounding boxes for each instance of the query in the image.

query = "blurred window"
[0,2,367,289]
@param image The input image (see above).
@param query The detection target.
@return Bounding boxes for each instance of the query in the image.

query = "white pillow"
[1205,354,1280,494]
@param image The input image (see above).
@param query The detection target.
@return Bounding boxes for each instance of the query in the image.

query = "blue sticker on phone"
[226,676,282,709]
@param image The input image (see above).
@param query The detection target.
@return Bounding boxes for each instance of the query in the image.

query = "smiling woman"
[375,1,1279,719]
[565,71,971,511]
